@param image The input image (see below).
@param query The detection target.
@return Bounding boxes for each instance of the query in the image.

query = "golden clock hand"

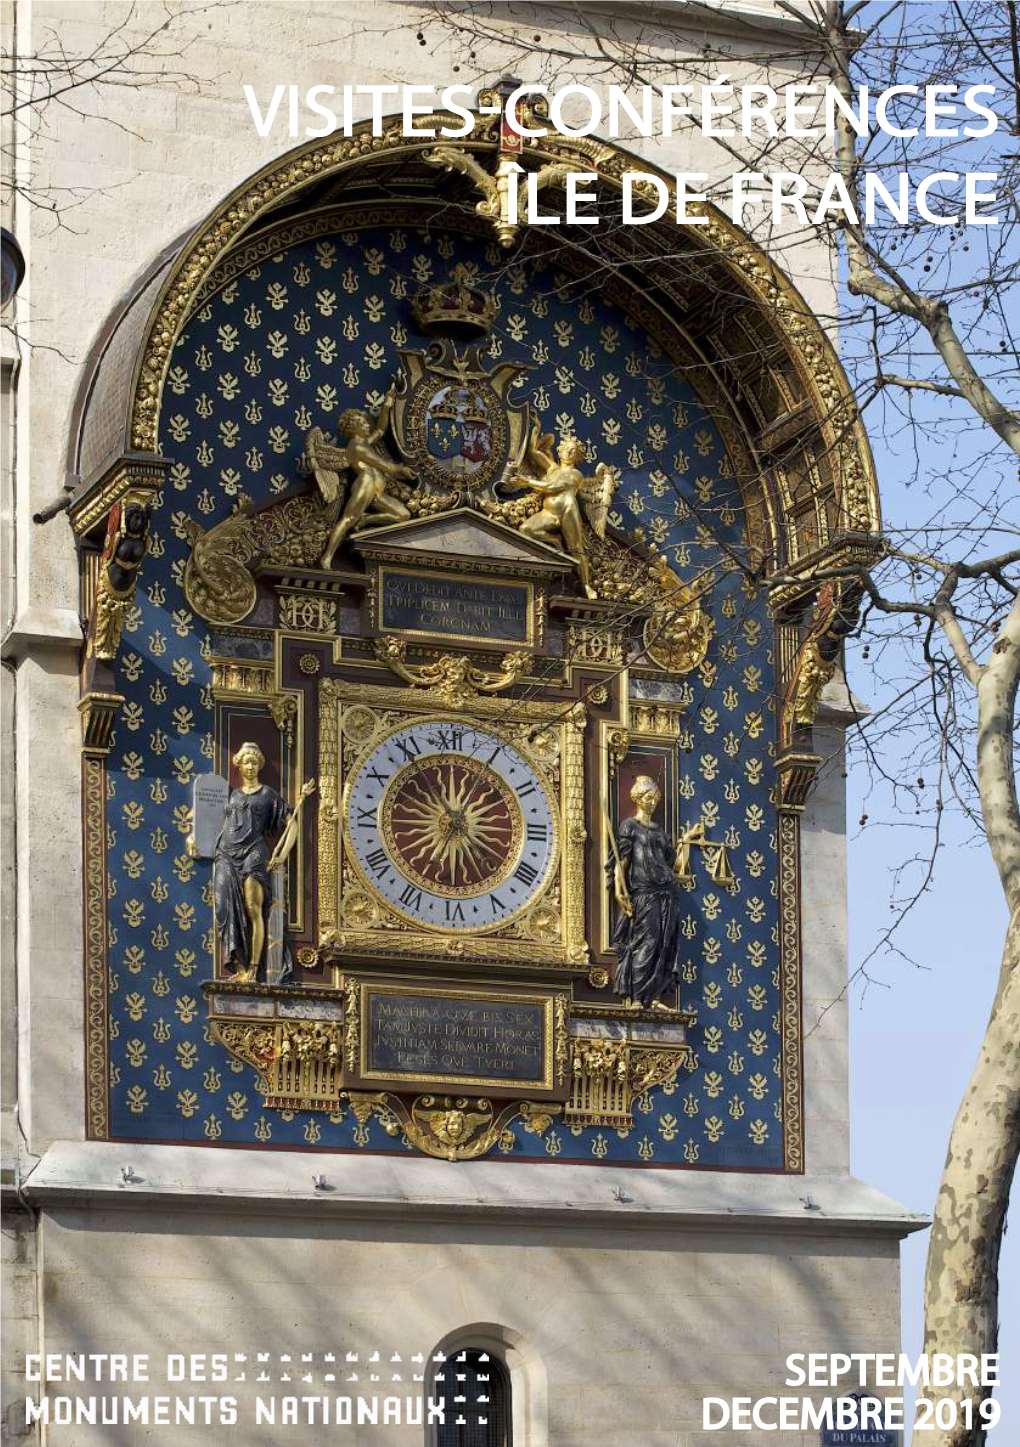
[409,762,455,827]
[446,778,508,876]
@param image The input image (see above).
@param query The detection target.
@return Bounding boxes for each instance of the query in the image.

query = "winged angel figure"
[425,147,579,249]
[509,425,617,599]
[305,387,414,569]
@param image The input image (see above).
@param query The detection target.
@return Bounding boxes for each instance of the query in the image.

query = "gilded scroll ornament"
[607,727,630,768]
[643,566,713,675]
[183,493,335,626]
[340,1091,561,1162]
[268,693,298,743]
[518,1102,562,1135]
[212,1021,277,1076]
[373,636,531,708]
[182,509,258,625]
[90,499,150,661]
[629,1048,684,1095]
[423,147,577,251]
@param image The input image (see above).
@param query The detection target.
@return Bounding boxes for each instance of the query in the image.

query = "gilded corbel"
[89,497,151,662]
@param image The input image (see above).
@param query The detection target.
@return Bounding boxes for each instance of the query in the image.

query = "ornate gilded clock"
[344,718,559,933]
[135,247,774,1168]
[318,661,589,971]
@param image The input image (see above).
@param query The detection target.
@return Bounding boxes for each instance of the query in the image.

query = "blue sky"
[846,464,1017,1442]
[834,7,1018,1432]
[850,779,1017,1439]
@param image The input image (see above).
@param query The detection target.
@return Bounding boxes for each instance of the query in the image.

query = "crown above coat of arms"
[411,267,498,336]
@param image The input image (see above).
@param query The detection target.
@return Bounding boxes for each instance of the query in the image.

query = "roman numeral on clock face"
[525,823,548,842]
[399,883,423,911]
[514,860,539,888]
[365,847,390,878]
[429,728,464,752]
[356,805,376,827]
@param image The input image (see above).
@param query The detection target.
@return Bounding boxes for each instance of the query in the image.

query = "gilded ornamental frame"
[318,676,590,971]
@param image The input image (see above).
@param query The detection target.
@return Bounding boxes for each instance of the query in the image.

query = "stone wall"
[33,1203,900,1447]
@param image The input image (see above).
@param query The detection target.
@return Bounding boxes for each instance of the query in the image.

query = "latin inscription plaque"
[379,569,532,645]
[364,988,549,1088]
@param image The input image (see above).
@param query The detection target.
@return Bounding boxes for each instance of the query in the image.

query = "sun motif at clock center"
[381,753,522,896]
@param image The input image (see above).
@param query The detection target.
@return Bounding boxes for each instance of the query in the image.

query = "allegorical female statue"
[212,742,315,983]
[607,775,685,1009]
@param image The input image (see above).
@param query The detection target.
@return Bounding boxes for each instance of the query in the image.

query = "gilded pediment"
[352,507,576,577]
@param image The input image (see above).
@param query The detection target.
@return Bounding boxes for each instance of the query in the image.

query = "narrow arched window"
[436,1349,512,1447]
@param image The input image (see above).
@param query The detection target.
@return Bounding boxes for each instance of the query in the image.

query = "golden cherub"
[305,387,415,569]
[507,425,617,599]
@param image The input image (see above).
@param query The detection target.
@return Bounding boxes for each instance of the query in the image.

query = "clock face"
[344,717,559,932]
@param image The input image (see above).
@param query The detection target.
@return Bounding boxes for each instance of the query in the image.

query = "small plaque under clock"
[360,983,554,1091]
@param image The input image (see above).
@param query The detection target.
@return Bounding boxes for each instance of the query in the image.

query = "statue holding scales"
[605,775,686,1010]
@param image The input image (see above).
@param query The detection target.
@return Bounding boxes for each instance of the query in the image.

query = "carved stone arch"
[424,1322,549,1447]
[66,112,882,777]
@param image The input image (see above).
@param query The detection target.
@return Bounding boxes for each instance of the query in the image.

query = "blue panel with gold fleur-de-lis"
[103,222,784,1169]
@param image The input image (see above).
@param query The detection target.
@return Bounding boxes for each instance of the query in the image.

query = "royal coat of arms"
[389,275,531,502]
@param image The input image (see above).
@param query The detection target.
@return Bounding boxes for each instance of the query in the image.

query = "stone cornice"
[23,1141,928,1238]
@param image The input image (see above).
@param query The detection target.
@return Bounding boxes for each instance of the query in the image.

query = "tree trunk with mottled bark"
[923,595,1020,1447]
